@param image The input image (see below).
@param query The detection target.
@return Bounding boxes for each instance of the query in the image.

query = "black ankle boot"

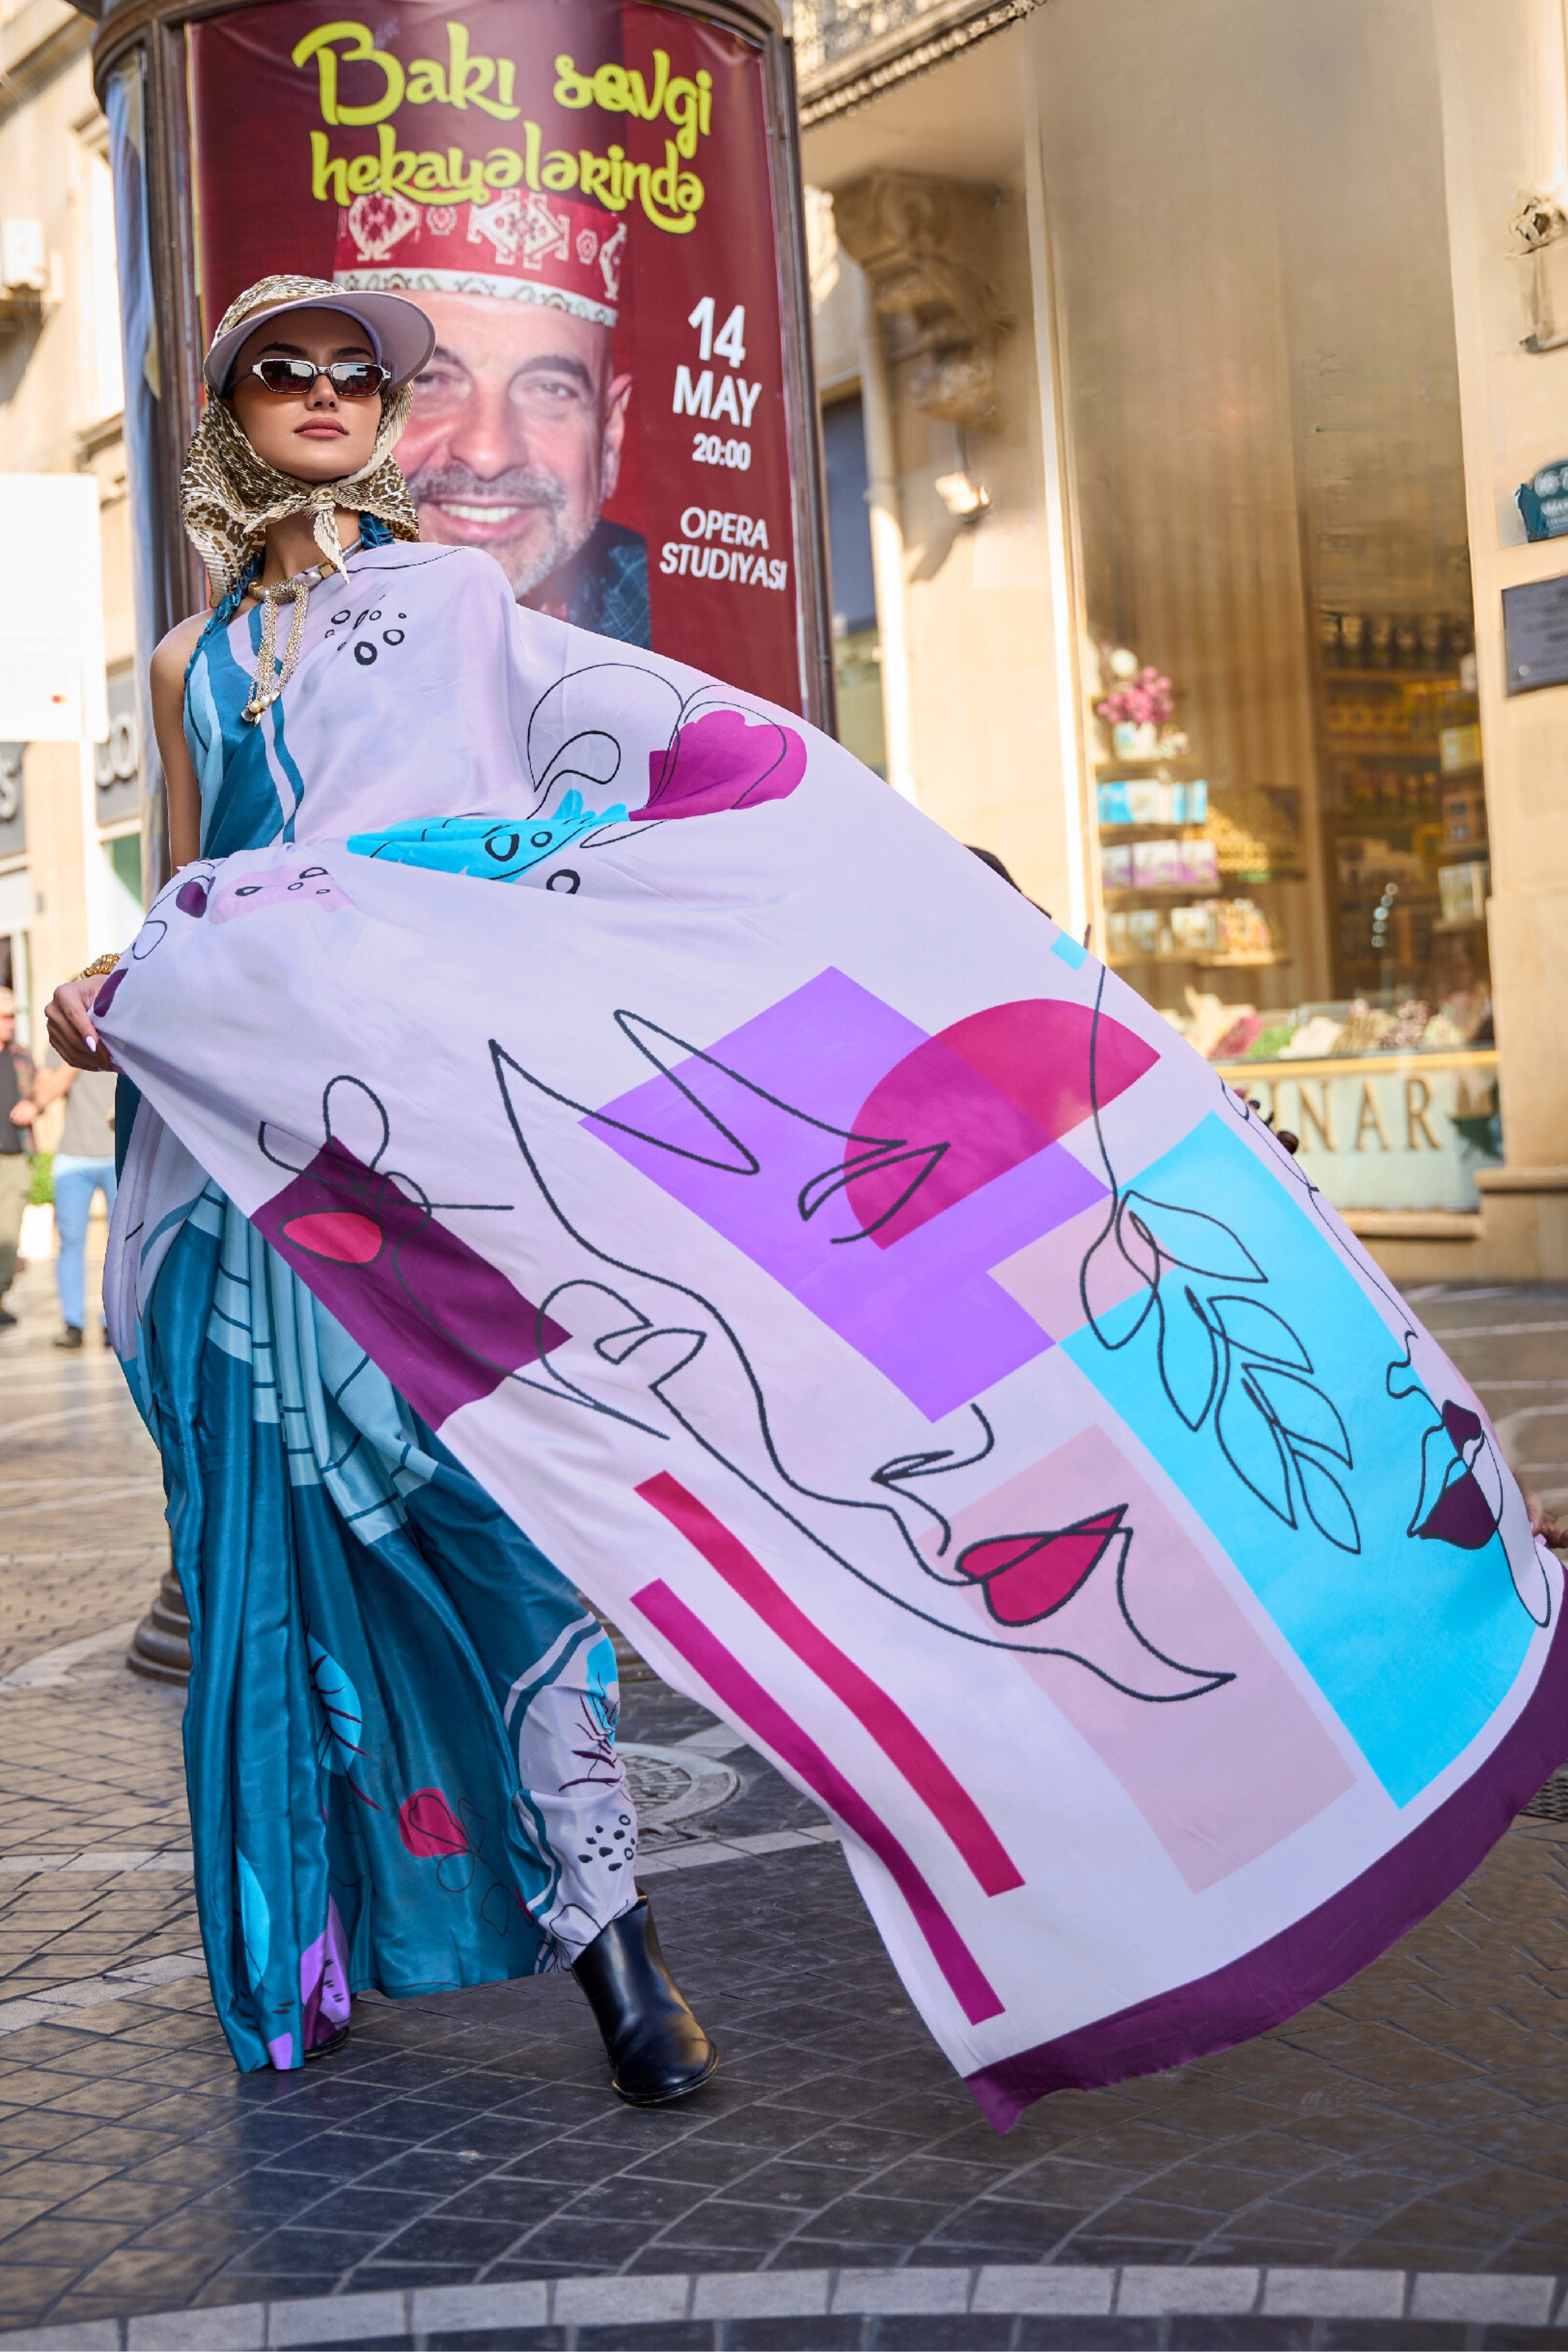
[572,1898,717,2106]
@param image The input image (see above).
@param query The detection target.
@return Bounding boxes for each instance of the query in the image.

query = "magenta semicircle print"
[587,969,1157,1420]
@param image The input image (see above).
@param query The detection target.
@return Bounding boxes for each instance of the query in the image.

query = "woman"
[48,275,714,2100]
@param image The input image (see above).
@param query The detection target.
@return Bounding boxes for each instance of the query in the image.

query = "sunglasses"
[243,358,391,399]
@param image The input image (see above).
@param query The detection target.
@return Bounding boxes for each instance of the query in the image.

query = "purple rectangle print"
[586,969,1105,1419]
[254,1139,567,1430]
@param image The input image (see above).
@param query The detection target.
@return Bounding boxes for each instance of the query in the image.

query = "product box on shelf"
[1170,903,1220,952]
[1215,898,1273,957]
[1438,722,1482,774]
[1438,859,1489,925]
[1117,837,1221,890]
[1442,781,1486,847]
[1096,778,1210,827]
[1132,838,1186,888]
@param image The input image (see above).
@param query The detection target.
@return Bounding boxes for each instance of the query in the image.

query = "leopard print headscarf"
[180,276,421,719]
[181,273,419,597]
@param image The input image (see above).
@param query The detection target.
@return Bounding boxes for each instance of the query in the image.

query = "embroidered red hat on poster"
[334,190,626,329]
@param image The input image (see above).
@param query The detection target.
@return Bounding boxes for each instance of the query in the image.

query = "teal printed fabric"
[125,579,636,2073]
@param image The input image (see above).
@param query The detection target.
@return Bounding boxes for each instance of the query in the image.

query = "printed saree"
[105,535,1567,2125]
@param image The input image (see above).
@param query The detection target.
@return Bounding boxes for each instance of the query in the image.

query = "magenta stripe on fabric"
[966,1613,1568,2130]
[636,1472,1023,1896]
[631,1576,1005,2025]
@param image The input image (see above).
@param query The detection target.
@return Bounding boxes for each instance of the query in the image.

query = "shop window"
[103,832,143,948]
[1041,0,1496,1214]
[821,393,886,777]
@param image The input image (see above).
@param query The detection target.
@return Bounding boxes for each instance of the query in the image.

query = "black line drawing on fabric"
[498,1006,952,1248]
[1385,1330,1549,1623]
[560,1687,623,1795]
[1079,968,1361,1553]
[1218,1078,1414,1326]
[305,1627,381,1811]
[398,1789,527,1941]
[522,660,805,825]
[1218,1067,1552,1623]
[489,1037,1228,1701]
[954,1503,1233,1695]
[255,1075,557,1409]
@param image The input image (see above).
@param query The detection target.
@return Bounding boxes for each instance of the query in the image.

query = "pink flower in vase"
[1095,667,1175,729]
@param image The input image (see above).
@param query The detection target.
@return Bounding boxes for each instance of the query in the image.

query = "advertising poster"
[189,0,805,709]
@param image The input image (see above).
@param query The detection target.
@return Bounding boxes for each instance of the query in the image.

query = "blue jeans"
[52,1156,117,1330]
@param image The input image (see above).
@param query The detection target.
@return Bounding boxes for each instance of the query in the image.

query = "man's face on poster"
[399,292,633,602]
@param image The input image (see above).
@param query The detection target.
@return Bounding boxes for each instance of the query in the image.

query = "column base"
[1344,1169,1568,1288]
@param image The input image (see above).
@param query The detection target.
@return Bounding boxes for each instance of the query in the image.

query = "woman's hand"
[46,978,118,1072]
[8,1098,37,1127]
[1526,1486,1567,1552]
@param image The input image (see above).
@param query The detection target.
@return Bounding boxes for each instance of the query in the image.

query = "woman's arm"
[150,614,208,870]
[44,614,208,1071]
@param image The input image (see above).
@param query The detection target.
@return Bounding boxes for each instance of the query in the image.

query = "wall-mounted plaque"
[1503,573,1568,694]
[0,745,22,858]
[1517,461,1568,540]
[94,669,140,827]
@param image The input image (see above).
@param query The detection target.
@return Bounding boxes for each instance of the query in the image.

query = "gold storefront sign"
[1213,1050,1500,1211]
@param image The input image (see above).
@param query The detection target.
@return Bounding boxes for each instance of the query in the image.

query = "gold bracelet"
[76,954,120,979]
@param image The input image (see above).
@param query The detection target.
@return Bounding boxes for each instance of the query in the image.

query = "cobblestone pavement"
[1,1262,1567,2343]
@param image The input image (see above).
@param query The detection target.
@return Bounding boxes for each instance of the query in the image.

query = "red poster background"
[188,0,803,710]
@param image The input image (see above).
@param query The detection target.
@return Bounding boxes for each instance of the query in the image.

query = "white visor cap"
[205,288,436,396]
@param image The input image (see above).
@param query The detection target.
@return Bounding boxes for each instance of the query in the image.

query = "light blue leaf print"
[578,1633,623,1752]
[1156,1287,1220,1431]
[1121,1191,1266,1282]
[236,1850,269,1990]
[1246,1365,1352,1465]
[1206,1295,1314,1371]
[344,793,629,882]
[1215,1368,1295,1524]
[307,1634,365,1779]
[1291,1449,1362,1554]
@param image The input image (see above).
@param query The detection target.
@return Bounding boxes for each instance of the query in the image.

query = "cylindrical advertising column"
[93,0,832,819]
[90,0,830,1690]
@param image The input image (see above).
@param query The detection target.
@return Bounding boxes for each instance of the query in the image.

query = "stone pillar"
[829,165,1093,920]
[1434,0,1568,1277]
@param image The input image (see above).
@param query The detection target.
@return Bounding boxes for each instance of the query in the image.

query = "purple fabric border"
[966,1604,1568,2131]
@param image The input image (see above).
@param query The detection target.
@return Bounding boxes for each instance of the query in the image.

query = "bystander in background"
[0,986,35,1330]
[9,1054,117,1347]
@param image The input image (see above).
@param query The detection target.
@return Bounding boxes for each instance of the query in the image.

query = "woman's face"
[227,308,384,483]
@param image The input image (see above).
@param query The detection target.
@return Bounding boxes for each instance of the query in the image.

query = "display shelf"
[1106,949,1283,970]
[1093,753,1198,771]
[1322,742,1448,759]
[1320,669,1465,687]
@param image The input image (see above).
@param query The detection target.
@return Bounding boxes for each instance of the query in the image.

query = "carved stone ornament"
[832,171,1011,427]
[1509,190,1568,353]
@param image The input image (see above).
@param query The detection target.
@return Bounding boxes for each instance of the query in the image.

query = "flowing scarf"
[179,274,420,721]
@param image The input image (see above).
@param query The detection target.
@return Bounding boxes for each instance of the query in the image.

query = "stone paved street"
[2,1249,1568,2347]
